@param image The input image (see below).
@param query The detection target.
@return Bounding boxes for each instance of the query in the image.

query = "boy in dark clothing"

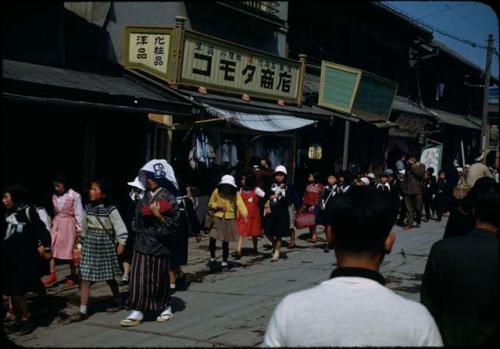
[435,170,450,222]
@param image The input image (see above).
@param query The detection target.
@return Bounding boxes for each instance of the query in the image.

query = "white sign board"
[420,144,443,177]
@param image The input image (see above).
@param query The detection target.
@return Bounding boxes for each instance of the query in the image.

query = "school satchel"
[294,212,316,229]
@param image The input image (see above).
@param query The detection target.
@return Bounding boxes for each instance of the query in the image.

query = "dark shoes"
[18,320,36,335]
[250,249,259,256]
[233,251,242,260]
[106,298,123,313]
[69,311,88,323]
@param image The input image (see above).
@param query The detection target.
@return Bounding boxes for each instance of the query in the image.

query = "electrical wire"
[418,3,467,19]
[380,2,490,49]
[442,3,492,36]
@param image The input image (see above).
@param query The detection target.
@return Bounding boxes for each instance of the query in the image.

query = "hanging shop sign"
[420,144,443,177]
[180,31,303,103]
[124,27,174,82]
[318,61,398,120]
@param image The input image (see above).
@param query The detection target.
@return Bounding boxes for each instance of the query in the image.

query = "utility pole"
[342,120,350,171]
[480,33,494,163]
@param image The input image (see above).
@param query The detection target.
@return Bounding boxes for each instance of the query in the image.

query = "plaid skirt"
[288,205,296,229]
[80,228,121,282]
[209,217,239,242]
[127,251,170,311]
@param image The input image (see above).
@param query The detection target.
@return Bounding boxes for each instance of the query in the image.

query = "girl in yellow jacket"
[208,175,248,270]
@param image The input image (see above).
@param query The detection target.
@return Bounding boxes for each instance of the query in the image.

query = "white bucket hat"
[127,176,145,191]
[398,169,406,175]
[457,167,464,173]
[275,165,288,175]
[360,177,370,186]
[219,175,237,188]
[367,173,375,179]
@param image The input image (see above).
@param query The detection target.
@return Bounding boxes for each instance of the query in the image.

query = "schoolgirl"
[207,175,248,269]
[264,166,291,262]
[70,179,128,322]
[300,173,324,243]
[1,184,52,335]
[43,175,83,287]
[317,174,339,252]
[234,172,265,259]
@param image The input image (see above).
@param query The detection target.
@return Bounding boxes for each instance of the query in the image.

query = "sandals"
[233,251,242,260]
[156,313,174,322]
[120,318,142,327]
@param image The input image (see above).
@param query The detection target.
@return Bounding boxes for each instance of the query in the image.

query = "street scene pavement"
[6,219,446,347]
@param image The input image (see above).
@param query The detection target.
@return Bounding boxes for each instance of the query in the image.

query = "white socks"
[210,258,215,262]
[128,310,144,321]
[221,261,228,267]
[80,305,87,314]
[161,306,173,316]
[170,283,176,289]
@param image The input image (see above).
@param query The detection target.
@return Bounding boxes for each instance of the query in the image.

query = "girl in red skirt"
[234,172,265,259]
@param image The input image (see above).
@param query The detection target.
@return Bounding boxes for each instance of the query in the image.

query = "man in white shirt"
[263,186,443,347]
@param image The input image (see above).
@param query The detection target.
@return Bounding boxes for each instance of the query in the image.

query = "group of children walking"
[4,155,457,334]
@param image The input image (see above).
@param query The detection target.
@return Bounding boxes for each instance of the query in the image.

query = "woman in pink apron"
[43,175,83,287]
[234,172,265,259]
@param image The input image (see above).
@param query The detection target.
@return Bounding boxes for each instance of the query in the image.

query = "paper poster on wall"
[420,144,443,177]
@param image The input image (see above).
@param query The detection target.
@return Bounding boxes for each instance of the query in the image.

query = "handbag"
[294,212,316,229]
[204,208,215,231]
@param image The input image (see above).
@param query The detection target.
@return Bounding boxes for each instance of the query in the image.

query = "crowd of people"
[1,153,498,346]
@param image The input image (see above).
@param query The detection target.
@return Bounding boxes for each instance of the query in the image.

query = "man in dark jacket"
[403,154,425,229]
[420,179,498,346]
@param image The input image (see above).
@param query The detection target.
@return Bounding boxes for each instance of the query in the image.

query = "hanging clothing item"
[190,131,216,169]
[215,142,239,167]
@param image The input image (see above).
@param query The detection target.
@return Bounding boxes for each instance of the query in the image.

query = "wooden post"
[297,54,307,107]
[480,34,494,163]
[171,16,186,85]
[342,120,350,171]
[460,138,466,167]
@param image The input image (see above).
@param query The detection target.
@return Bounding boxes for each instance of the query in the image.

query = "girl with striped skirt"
[70,180,128,322]
[121,160,181,327]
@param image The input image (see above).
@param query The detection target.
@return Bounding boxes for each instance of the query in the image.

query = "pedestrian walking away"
[70,179,128,323]
[121,159,181,326]
[1,184,52,335]
[235,172,265,259]
[263,186,443,347]
[43,175,83,288]
[421,177,498,346]
[207,175,248,270]
[403,154,425,229]
[434,170,450,222]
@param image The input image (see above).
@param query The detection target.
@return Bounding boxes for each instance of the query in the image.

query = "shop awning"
[428,109,481,130]
[2,59,195,116]
[178,88,358,122]
[202,103,315,132]
[389,113,430,138]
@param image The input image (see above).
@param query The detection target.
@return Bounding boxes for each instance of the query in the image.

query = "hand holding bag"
[294,212,316,229]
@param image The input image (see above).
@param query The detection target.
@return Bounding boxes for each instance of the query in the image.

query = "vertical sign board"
[124,27,174,82]
[318,61,362,113]
[352,71,398,121]
[180,31,302,103]
[420,144,443,178]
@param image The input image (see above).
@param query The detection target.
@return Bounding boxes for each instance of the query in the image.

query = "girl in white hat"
[207,175,248,270]
[263,166,290,262]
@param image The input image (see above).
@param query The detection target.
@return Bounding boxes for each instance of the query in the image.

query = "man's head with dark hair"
[330,187,398,265]
[249,156,261,168]
[469,177,499,229]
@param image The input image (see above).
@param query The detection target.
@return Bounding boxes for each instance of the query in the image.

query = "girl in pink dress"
[43,175,83,287]
[235,172,265,259]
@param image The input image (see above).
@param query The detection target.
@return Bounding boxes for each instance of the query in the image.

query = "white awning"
[203,103,315,132]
